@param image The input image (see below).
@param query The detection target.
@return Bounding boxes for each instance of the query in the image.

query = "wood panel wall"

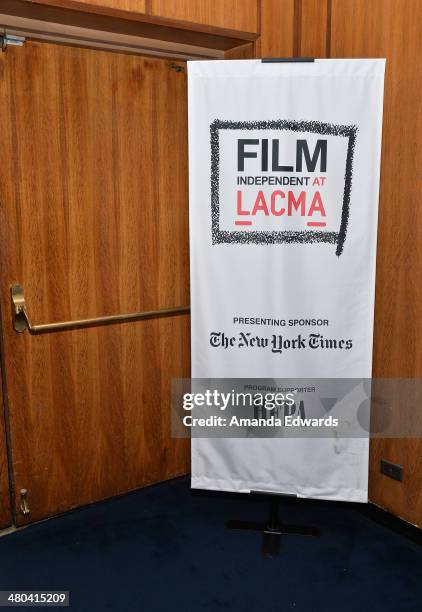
[0,373,11,529]
[20,0,259,34]
[258,0,295,57]
[257,0,422,527]
[297,0,328,57]
[328,0,422,527]
[151,0,258,33]
[65,0,147,11]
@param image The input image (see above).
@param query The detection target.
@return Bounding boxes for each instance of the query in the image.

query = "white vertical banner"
[188,59,385,502]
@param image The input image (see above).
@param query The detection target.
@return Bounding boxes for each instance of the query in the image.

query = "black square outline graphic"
[210,119,358,257]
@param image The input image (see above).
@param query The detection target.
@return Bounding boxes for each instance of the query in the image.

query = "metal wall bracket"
[11,283,190,334]
[1,34,25,51]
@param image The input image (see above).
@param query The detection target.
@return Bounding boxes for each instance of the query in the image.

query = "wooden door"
[292,0,422,526]
[0,41,190,524]
[0,372,11,528]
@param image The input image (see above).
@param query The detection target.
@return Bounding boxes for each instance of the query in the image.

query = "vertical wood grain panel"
[21,0,147,13]
[151,0,258,33]
[329,0,422,526]
[224,42,255,60]
[298,0,328,57]
[0,42,190,524]
[257,0,295,58]
[0,372,11,529]
[74,0,146,9]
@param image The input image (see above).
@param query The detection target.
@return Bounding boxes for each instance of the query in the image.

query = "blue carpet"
[0,478,421,611]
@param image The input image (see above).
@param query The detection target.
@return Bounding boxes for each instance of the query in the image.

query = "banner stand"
[226,491,320,557]
[223,56,321,558]
[189,56,385,557]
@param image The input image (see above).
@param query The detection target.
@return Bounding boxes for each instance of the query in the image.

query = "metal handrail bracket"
[11,284,190,334]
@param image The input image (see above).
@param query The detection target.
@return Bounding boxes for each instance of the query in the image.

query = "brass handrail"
[11,284,190,334]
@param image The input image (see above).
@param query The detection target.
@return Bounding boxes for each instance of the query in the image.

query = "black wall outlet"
[380,459,403,482]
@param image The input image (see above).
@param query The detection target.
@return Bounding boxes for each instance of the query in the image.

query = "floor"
[0,478,421,611]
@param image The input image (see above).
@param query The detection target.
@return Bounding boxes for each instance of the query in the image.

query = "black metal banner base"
[226,495,320,557]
